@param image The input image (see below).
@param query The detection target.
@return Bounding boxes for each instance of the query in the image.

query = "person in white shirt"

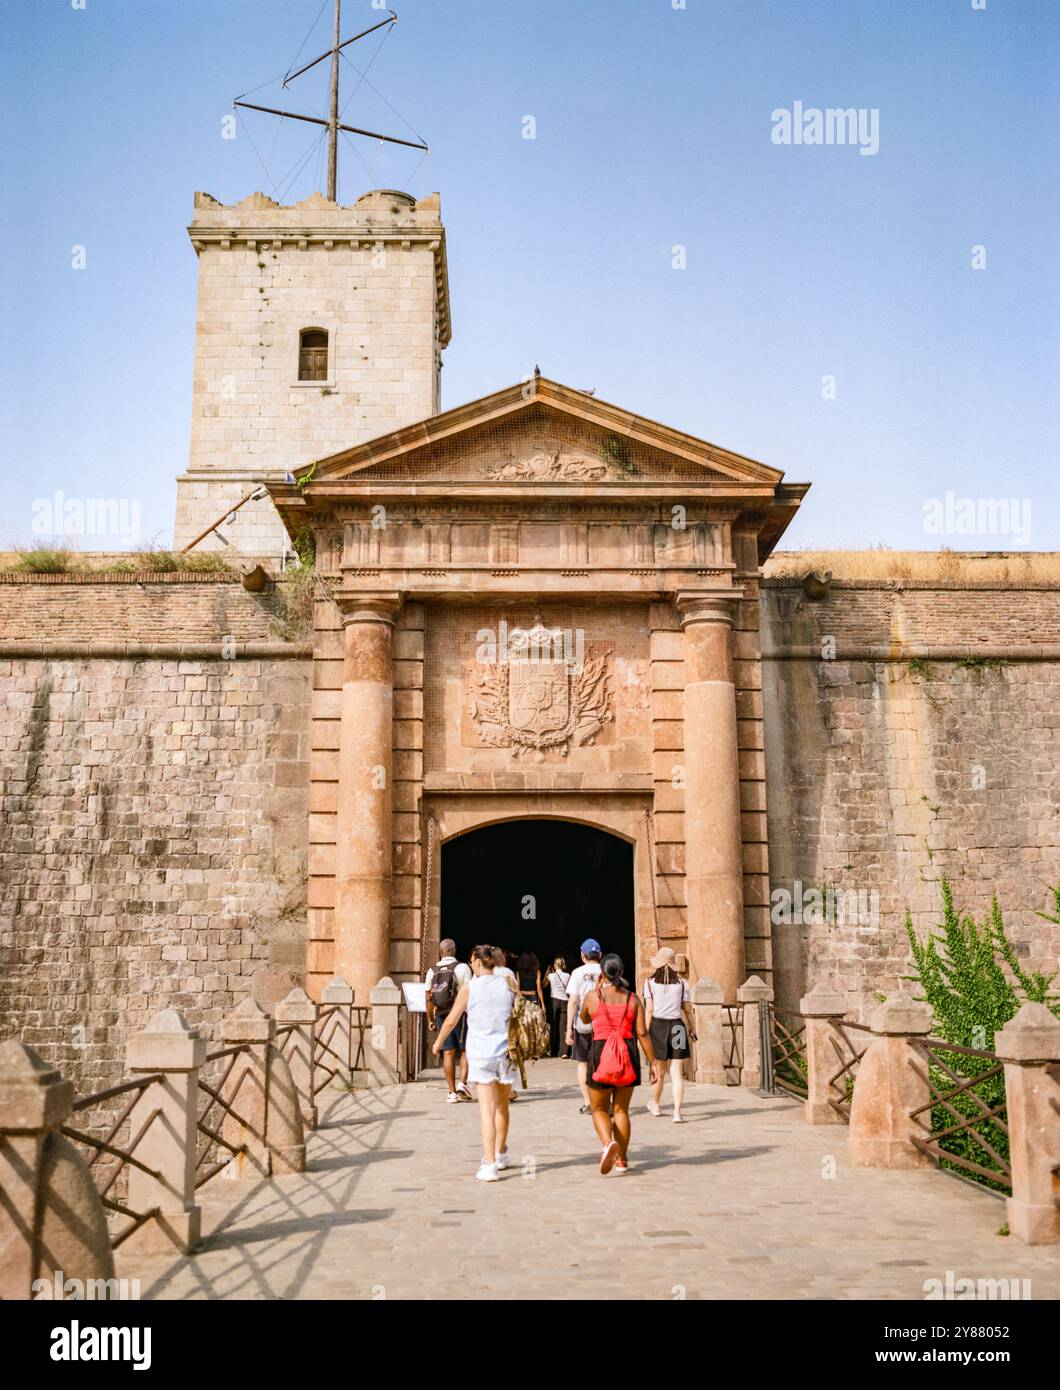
[564,939,603,1112]
[545,957,571,1057]
[434,943,520,1181]
[643,947,696,1122]
[425,939,473,1103]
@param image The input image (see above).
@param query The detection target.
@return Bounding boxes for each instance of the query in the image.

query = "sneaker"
[455,1082,473,1101]
[496,1149,510,1171]
[446,1092,460,1104]
[673,1112,685,1124]
[599,1140,619,1175]
[614,1160,629,1175]
[646,1101,662,1117]
[476,1162,499,1182]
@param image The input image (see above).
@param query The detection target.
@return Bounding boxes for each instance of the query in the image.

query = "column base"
[804,1100,846,1125]
[1006,1197,1060,1245]
[121,1207,201,1256]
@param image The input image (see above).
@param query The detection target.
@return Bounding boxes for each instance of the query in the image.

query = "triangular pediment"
[290,378,784,489]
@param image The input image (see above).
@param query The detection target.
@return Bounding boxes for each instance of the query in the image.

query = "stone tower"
[173,188,451,559]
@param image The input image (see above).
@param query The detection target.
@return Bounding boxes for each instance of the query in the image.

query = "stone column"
[995,1003,1060,1245]
[334,594,401,1005]
[800,983,850,1126]
[0,1041,114,1299]
[691,977,727,1085]
[369,976,404,1087]
[125,1009,207,1254]
[737,974,773,1089]
[275,987,319,1131]
[675,592,745,1002]
[848,996,935,1169]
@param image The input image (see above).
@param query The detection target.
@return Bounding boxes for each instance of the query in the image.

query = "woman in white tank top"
[434,944,519,1182]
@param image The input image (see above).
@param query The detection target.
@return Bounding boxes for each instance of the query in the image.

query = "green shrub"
[13,546,74,573]
[904,879,1059,1191]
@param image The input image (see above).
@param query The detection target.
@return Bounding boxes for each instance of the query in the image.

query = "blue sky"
[1,0,1057,551]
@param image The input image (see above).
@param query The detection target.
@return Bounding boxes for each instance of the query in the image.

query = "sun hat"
[650,946,676,970]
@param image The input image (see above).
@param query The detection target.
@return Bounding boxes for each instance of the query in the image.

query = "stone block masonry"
[762,579,1060,1015]
[0,576,311,1101]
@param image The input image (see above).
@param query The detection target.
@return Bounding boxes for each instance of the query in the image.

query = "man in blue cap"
[565,938,603,1113]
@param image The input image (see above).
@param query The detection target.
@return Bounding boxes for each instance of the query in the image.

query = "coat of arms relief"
[466,625,613,759]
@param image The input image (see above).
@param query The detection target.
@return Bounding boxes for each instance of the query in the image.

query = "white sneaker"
[646,1101,662,1117]
[476,1161,499,1182]
[446,1092,460,1104]
[496,1149,511,1171]
[455,1081,472,1100]
[673,1112,685,1123]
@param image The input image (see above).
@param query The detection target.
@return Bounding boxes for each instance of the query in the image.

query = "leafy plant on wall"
[903,878,1060,1192]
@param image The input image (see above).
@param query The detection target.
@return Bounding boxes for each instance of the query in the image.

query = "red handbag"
[591,993,636,1087]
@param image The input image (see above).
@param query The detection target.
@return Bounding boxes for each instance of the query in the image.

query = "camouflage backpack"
[507,996,551,1087]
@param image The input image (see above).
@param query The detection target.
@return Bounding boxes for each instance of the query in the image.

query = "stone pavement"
[119,1060,1060,1300]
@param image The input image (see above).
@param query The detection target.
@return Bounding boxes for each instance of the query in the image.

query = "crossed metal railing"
[769,1006,809,1099]
[722,1004,743,1084]
[194,1042,258,1187]
[60,1074,164,1249]
[309,1004,370,1095]
[827,1018,871,1122]
[908,1036,1011,1194]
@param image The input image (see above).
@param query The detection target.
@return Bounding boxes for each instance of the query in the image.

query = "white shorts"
[467,1053,521,1089]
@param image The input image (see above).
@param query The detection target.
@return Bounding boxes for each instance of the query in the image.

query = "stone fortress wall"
[0,564,1056,1095]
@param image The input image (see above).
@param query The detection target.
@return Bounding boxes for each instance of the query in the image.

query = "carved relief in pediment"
[485,449,616,483]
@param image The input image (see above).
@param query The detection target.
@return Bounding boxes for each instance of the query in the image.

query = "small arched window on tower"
[298,328,329,382]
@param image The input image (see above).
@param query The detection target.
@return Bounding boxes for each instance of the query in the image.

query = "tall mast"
[233,9,424,201]
[326,0,341,201]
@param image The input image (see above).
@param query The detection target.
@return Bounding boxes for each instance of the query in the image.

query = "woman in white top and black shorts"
[643,946,695,1122]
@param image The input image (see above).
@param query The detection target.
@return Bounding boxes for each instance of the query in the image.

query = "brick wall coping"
[0,641,311,660]
[761,644,1060,663]
[762,577,1060,592]
[0,571,239,585]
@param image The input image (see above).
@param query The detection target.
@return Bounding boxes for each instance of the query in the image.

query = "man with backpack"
[425,940,473,1102]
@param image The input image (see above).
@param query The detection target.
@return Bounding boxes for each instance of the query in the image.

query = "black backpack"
[430,962,459,1013]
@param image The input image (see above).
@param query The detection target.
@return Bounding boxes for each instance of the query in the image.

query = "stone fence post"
[799,984,849,1125]
[848,996,935,1169]
[995,1003,1060,1245]
[369,977,404,1086]
[691,977,726,1085]
[0,1041,114,1299]
[738,975,773,1089]
[125,1009,206,1254]
[275,987,319,1131]
[219,998,274,1178]
[320,976,354,1086]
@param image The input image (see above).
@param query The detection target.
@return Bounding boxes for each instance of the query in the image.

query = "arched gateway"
[271,376,807,1006]
[440,820,635,980]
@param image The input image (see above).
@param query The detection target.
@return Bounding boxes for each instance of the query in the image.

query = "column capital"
[673,590,741,629]
[336,591,403,627]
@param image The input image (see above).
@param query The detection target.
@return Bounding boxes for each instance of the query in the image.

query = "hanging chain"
[644,807,661,949]
[419,813,436,974]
